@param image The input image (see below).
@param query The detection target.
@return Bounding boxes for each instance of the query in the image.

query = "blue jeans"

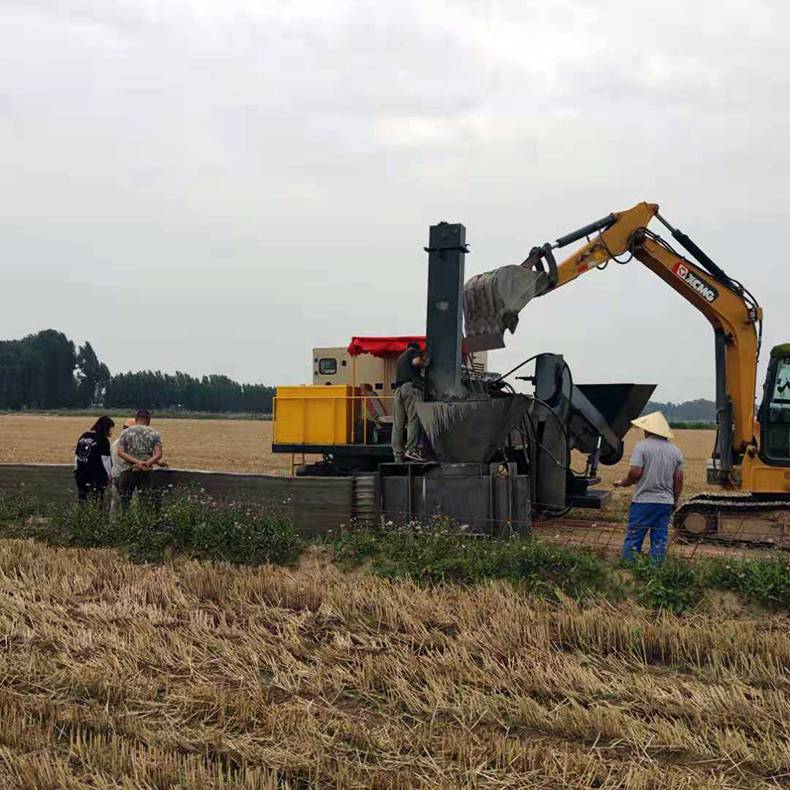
[622,502,673,564]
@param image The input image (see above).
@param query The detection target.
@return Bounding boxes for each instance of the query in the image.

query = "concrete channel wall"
[0,464,353,537]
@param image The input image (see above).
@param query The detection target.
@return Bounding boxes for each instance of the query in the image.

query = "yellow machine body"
[273,385,354,446]
[740,454,790,494]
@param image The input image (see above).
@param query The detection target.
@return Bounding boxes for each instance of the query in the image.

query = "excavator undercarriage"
[674,493,790,548]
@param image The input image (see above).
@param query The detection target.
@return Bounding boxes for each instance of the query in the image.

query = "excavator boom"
[467,202,763,485]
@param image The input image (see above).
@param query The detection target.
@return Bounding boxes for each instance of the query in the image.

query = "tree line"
[0,330,274,413]
[645,398,715,422]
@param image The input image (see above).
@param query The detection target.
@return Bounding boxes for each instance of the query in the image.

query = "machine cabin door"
[759,350,790,466]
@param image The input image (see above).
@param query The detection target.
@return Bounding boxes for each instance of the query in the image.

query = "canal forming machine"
[376,221,653,534]
[273,219,654,534]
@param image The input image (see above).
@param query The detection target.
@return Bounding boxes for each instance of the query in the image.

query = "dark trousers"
[76,480,107,504]
[117,469,157,511]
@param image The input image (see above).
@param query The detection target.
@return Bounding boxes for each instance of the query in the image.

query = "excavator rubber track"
[674,492,790,548]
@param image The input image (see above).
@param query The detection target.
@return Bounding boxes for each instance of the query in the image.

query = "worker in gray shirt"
[614,411,684,563]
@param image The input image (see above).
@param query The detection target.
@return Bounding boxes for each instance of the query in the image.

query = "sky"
[1,0,788,402]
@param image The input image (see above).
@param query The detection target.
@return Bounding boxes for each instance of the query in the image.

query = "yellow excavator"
[492,202,789,542]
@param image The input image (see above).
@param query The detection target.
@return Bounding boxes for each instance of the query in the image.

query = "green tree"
[76,341,111,407]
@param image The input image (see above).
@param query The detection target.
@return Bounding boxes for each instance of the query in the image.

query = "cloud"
[0,0,788,400]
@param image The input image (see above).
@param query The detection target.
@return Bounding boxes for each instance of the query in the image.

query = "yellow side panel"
[274,385,352,445]
[741,456,790,494]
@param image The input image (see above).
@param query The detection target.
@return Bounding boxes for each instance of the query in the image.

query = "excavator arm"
[517,202,762,480]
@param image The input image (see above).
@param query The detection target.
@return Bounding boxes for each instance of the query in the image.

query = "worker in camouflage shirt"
[116,408,163,510]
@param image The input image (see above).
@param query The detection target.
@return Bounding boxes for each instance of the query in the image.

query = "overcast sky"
[1,0,787,402]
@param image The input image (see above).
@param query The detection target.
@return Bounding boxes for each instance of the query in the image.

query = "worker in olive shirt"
[614,411,684,564]
[392,342,428,462]
[116,408,163,510]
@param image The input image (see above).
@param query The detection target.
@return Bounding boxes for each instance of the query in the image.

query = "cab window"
[764,358,790,459]
[318,358,338,375]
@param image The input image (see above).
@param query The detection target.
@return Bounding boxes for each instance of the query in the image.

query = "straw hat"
[631,410,674,439]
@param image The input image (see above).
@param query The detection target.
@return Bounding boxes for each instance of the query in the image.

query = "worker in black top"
[73,415,115,502]
[392,342,427,462]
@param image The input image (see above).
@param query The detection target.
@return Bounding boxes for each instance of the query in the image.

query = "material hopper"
[416,396,532,464]
[575,384,657,441]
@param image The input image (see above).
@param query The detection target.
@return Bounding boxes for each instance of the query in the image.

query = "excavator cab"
[759,344,790,464]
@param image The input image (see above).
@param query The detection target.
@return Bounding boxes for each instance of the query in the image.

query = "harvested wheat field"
[0,414,714,487]
[0,538,788,789]
[0,414,296,475]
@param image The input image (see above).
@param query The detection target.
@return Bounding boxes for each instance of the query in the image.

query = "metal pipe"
[714,328,733,472]
[656,211,736,290]
[555,214,617,248]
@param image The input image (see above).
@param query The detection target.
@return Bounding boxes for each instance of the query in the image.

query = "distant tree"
[103,369,274,413]
[0,330,79,408]
[645,398,715,422]
[1,329,273,413]
[0,337,25,408]
[76,341,111,407]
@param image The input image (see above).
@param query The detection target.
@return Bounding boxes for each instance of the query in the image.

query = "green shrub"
[332,529,382,568]
[630,558,703,613]
[42,492,302,566]
[51,499,113,547]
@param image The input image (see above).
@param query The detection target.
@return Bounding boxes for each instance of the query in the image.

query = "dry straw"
[0,539,787,788]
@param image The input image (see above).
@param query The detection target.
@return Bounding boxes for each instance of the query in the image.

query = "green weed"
[630,558,703,613]
[333,527,610,600]
[701,557,790,610]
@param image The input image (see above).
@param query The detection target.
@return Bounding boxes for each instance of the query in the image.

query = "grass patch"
[334,528,613,600]
[630,557,703,613]
[4,490,790,614]
[701,556,790,610]
[13,493,302,567]
[335,527,790,614]
[0,488,52,530]
[629,554,790,613]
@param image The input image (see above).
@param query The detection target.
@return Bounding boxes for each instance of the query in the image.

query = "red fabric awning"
[347,336,426,358]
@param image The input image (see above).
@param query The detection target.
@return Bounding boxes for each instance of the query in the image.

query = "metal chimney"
[424,222,468,401]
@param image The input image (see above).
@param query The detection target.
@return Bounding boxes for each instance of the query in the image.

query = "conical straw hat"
[631,410,673,439]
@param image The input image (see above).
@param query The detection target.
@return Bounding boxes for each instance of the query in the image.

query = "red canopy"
[347,336,425,358]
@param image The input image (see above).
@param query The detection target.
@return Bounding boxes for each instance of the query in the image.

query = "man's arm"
[673,468,684,509]
[143,443,163,469]
[613,466,643,488]
[116,446,143,466]
[116,435,149,471]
